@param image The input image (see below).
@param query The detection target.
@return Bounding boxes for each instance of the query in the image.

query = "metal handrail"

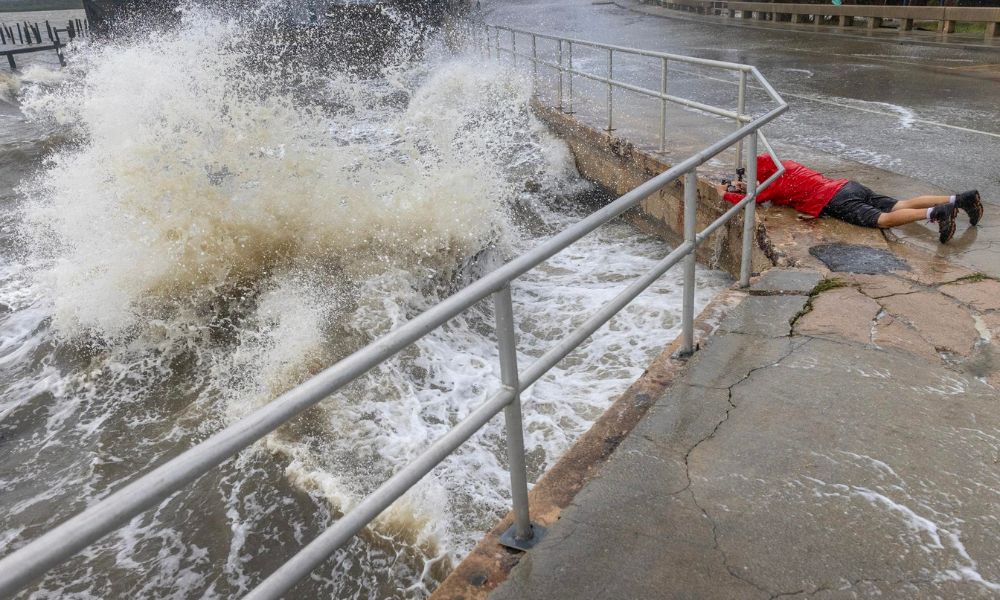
[0,27,788,599]
[488,24,781,165]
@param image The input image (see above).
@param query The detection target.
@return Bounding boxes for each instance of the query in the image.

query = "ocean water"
[0,6,729,598]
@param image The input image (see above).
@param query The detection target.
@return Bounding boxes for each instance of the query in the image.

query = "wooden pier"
[0,17,89,71]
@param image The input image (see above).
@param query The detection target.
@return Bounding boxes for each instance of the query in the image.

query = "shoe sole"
[940,214,956,244]
[969,192,983,227]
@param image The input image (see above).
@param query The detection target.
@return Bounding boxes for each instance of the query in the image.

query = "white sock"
[927,207,935,220]
[949,195,956,204]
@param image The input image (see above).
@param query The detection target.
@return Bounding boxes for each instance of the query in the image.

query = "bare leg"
[877,208,930,228]
[890,195,950,211]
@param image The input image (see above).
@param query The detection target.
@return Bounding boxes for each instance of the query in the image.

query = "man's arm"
[716,180,779,205]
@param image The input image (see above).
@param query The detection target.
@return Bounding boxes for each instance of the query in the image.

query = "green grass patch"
[810,277,848,295]
[953,273,993,284]
[790,278,849,329]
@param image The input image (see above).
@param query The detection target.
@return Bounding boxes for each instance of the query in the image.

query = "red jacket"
[723,155,849,217]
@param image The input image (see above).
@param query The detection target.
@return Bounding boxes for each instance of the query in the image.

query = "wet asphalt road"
[483,0,1000,274]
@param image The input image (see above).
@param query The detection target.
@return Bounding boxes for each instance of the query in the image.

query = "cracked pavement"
[489,270,1000,600]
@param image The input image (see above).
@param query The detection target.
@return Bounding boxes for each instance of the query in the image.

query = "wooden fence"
[640,0,1000,39]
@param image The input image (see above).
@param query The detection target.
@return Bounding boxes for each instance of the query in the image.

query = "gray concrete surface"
[489,272,1000,599]
[485,0,1000,277]
[748,269,822,295]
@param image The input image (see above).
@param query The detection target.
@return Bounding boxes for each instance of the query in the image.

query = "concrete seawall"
[532,101,775,279]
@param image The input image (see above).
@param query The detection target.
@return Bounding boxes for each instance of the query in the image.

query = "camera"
[722,167,746,193]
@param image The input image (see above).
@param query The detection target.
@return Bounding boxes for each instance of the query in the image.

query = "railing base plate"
[672,345,699,360]
[498,523,547,552]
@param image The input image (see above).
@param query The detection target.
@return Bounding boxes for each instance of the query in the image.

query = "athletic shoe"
[955,190,983,226]
[929,204,957,244]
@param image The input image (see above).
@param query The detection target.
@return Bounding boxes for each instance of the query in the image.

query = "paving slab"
[879,291,981,356]
[986,312,1000,338]
[675,333,799,389]
[716,295,807,338]
[888,241,979,286]
[872,314,940,362]
[840,272,919,299]
[794,287,881,345]
[749,269,823,296]
[939,278,1000,312]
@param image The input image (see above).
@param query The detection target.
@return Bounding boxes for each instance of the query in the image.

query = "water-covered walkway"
[487,260,1000,598]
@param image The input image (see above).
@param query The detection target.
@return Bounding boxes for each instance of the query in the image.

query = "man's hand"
[715,182,730,196]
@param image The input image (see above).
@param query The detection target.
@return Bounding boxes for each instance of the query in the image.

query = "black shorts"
[821,181,898,228]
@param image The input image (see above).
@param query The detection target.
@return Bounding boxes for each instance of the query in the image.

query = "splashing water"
[0,6,729,599]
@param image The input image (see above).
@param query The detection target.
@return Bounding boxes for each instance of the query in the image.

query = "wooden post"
[941,19,955,33]
[67,20,76,39]
[868,17,882,29]
[16,23,23,44]
[987,22,998,38]
[33,23,42,43]
[0,25,6,45]
[7,53,16,71]
[46,20,53,42]
[901,17,913,31]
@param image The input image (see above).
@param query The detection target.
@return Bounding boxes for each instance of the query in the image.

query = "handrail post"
[659,57,668,153]
[54,39,65,67]
[557,39,564,110]
[532,33,538,96]
[567,41,574,114]
[511,29,517,67]
[606,48,614,132]
[739,132,758,287]
[495,27,500,61]
[736,70,747,170]
[485,25,491,59]
[681,170,697,356]
[493,285,543,550]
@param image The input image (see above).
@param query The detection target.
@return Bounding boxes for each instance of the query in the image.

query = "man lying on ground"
[716,154,984,243]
